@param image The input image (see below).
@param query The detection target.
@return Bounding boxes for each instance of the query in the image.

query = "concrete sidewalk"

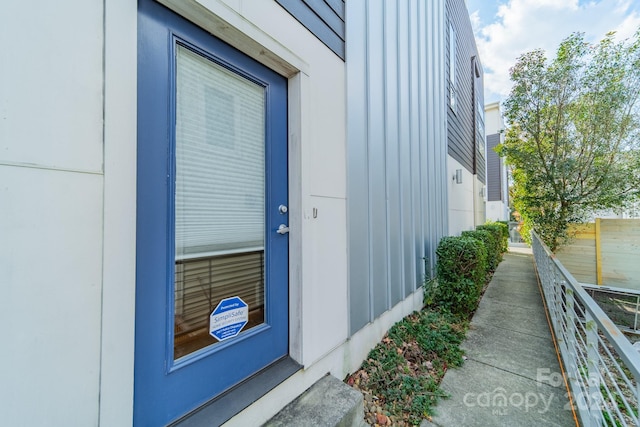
[422,246,577,427]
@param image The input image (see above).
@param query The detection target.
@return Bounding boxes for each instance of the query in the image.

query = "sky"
[466,0,640,104]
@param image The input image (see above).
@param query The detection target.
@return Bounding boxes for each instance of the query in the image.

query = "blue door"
[135,1,289,424]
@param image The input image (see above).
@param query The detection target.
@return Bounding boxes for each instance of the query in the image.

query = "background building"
[484,101,510,222]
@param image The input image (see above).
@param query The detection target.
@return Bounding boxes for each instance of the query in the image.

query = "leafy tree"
[498,30,640,251]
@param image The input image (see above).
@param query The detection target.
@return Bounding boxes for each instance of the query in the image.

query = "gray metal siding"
[384,1,403,306]
[346,0,448,334]
[367,3,389,317]
[446,0,484,181]
[275,0,345,59]
[486,133,502,201]
[346,0,370,332]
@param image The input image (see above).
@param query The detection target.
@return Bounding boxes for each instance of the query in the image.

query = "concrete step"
[263,374,367,427]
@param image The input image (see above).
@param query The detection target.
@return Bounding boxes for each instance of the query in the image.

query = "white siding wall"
[448,156,476,235]
[227,0,349,367]
[1,1,137,426]
[487,201,509,222]
[0,168,103,426]
[474,177,487,226]
[485,102,503,135]
[0,1,105,425]
[100,1,138,425]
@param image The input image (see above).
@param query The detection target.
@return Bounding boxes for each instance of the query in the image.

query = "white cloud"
[469,10,482,33]
[475,0,640,103]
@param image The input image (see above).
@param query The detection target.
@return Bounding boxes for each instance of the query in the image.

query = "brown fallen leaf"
[376,413,389,425]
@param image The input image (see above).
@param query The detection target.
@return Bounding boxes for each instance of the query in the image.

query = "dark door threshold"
[170,356,301,427]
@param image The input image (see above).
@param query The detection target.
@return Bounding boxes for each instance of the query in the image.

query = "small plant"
[431,236,488,317]
[346,310,468,426]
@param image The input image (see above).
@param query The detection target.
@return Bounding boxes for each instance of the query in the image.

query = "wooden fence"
[555,218,640,290]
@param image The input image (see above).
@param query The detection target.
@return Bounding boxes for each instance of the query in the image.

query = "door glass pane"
[174,45,266,360]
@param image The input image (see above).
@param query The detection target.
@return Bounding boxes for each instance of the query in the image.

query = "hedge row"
[478,222,509,254]
[427,221,508,318]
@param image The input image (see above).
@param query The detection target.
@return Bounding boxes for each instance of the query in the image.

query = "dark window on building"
[448,21,457,112]
[476,94,484,156]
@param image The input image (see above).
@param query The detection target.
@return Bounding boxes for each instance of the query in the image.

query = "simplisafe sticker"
[209,296,249,341]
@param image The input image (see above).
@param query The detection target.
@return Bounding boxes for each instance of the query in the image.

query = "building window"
[449,21,457,112]
[477,96,485,156]
[174,45,267,359]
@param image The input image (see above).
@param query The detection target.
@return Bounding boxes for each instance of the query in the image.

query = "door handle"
[277,224,290,235]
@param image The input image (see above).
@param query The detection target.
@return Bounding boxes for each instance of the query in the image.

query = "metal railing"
[582,284,640,334]
[532,231,640,426]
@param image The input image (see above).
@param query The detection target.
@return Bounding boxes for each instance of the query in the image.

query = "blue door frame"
[135,1,289,424]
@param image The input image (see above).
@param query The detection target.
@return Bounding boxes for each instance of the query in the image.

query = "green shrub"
[433,236,488,317]
[477,222,509,254]
[462,229,499,272]
[497,221,510,246]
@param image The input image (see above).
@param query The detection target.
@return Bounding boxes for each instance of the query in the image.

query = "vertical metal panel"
[424,0,436,276]
[346,0,370,333]
[367,2,389,318]
[437,0,449,255]
[384,0,403,306]
[398,0,415,298]
[417,0,428,287]
[409,0,423,289]
[428,0,441,274]
[346,0,448,334]
[422,0,446,285]
[429,0,449,268]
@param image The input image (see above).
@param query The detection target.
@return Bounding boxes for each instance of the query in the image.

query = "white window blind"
[175,45,266,259]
